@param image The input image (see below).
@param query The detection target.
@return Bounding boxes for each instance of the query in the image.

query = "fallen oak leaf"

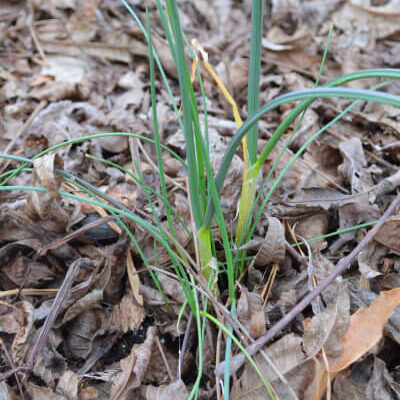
[312,288,400,400]
[330,287,400,373]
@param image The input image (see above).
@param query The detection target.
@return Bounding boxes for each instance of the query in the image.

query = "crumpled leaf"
[66,306,112,359]
[111,292,145,333]
[332,356,400,400]
[110,326,157,400]
[338,137,373,195]
[231,333,306,400]
[302,283,350,359]
[24,153,81,233]
[374,214,400,256]
[66,2,98,42]
[56,370,79,400]
[254,216,285,266]
[61,289,103,325]
[143,380,189,400]
[358,241,386,280]
[237,288,266,339]
[26,382,67,400]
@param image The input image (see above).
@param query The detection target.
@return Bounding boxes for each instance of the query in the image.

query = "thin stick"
[215,192,400,377]
[27,23,48,65]
[156,335,174,381]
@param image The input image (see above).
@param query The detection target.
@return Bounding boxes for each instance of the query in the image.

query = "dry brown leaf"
[66,2,98,42]
[143,380,189,400]
[12,301,35,366]
[237,288,266,339]
[113,292,145,333]
[255,216,285,267]
[374,214,400,256]
[41,39,133,63]
[61,289,103,325]
[24,153,78,233]
[110,326,157,400]
[231,333,305,400]
[329,287,400,373]
[56,370,79,400]
[26,383,67,400]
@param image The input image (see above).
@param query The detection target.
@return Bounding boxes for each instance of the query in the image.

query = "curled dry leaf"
[237,288,266,339]
[374,214,400,256]
[332,356,400,400]
[254,216,285,267]
[358,241,386,280]
[24,153,76,233]
[110,326,157,400]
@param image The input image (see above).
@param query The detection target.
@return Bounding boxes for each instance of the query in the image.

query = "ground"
[1,0,400,399]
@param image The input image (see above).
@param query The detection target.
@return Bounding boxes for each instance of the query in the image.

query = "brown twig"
[215,191,400,377]
[155,335,174,382]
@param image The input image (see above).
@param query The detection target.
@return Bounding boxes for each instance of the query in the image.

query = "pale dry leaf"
[66,2,98,42]
[113,292,145,333]
[231,333,305,400]
[332,0,400,56]
[127,251,143,306]
[158,273,186,304]
[302,283,349,359]
[40,56,88,83]
[41,39,133,63]
[56,370,79,400]
[338,137,373,195]
[61,289,103,325]
[330,287,400,372]
[237,288,266,339]
[26,383,67,400]
[143,380,189,400]
[24,153,72,232]
[358,241,386,280]
[12,301,35,366]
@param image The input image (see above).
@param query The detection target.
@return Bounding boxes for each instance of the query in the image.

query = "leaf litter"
[1,1,400,399]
